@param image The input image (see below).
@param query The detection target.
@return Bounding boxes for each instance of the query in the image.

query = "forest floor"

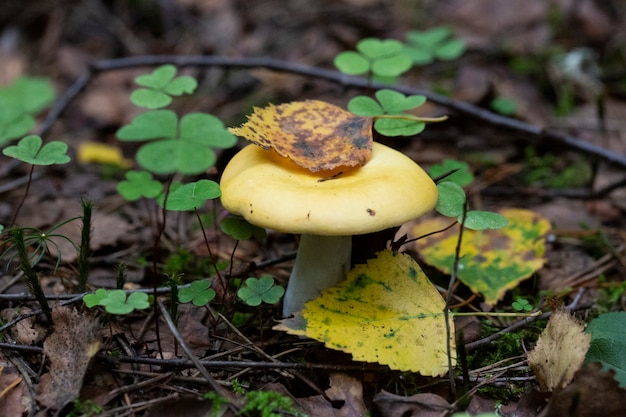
[1,1,626,416]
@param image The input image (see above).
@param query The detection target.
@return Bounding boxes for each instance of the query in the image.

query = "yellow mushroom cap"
[220,142,437,236]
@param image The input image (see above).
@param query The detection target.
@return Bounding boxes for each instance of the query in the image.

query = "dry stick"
[0,342,380,371]
[156,300,240,411]
[39,55,626,170]
[214,311,329,399]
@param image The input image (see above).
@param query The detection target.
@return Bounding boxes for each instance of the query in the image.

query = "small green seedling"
[404,26,466,65]
[0,76,55,145]
[1,219,80,271]
[238,276,285,307]
[428,159,507,231]
[490,97,517,116]
[435,181,508,230]
[66,399,103,417]
[3,135,70,166]
[220,215,266,242]
[240,390,304,417]
[512,297,533,312]
[334,38,413,80]
[117,170,163,201]
[131,64,198,109]
[178,280,216,307]
[84,288,150,315]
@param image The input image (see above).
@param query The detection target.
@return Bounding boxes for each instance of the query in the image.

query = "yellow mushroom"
[220,142,437,316]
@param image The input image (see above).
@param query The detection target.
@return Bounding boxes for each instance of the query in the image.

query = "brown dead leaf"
[0,355,27,417]
[373,390,452,417]
[0,308,46,345]
[527,309,591,391]
[36,306,101,410]
[539,362,626,417]
[229,100,373,172]
[297,373,367,417]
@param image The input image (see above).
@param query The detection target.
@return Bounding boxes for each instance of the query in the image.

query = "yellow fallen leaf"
[77,142,132,168]
[414,208,551,304]
[229,100,373,172]
[274,249,455,375]
[527,309,590,391]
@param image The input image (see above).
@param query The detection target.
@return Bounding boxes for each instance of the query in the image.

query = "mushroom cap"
[220,142,437,236]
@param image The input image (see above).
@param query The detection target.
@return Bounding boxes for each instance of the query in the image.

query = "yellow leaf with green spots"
[414,208,551,304]
[273,249,454,375]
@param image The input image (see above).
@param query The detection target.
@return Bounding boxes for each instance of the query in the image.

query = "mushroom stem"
[282,234,352,316]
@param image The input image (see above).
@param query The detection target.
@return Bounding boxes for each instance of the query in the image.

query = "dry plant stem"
[444,208,468,399]
[156,300,240,410]
[97,394,180,417]
[9,164,35,227]
[465,288,588,351]
[39,55,626,169]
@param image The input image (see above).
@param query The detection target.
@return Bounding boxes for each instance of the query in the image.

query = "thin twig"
[465,289,589,351]
[156,300,240,411]
[0,342,382,371]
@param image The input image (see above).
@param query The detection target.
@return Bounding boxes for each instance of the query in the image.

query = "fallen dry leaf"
[0,355,27,417]
[527,309,590,391]
[297,373,367,417]
[0,307,46,345]
[539,362,626,417]
[373,390,452,417]
[229,100,373,172]
[36,306,101,410]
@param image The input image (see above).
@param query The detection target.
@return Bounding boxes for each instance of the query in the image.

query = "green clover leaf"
[0,77,56,145]
[159,179,221,211]
[436,182,466,218]
[238,276,285,306]
[131,65,198,109]
[220,215,266,242]
[429,159,475,187]
[116,110,237,174]
[3,135,70,165]
[115,109,177,140]
[98,290,150,315]
[462,211,509,230]
[405,27,466,65]
[0,76,56,114]
[117,171,163,201]
[512,297,533,312]
[83,288,110,308]
[178,280,216,306]
[335,38,412,79]
[348,89,428,137]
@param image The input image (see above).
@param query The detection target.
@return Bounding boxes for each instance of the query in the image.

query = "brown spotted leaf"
[36,306,101,410]
[229,100,373,172]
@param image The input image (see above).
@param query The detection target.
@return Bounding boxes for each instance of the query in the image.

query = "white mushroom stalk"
[219,142,438,317]
[282,234,351,316]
